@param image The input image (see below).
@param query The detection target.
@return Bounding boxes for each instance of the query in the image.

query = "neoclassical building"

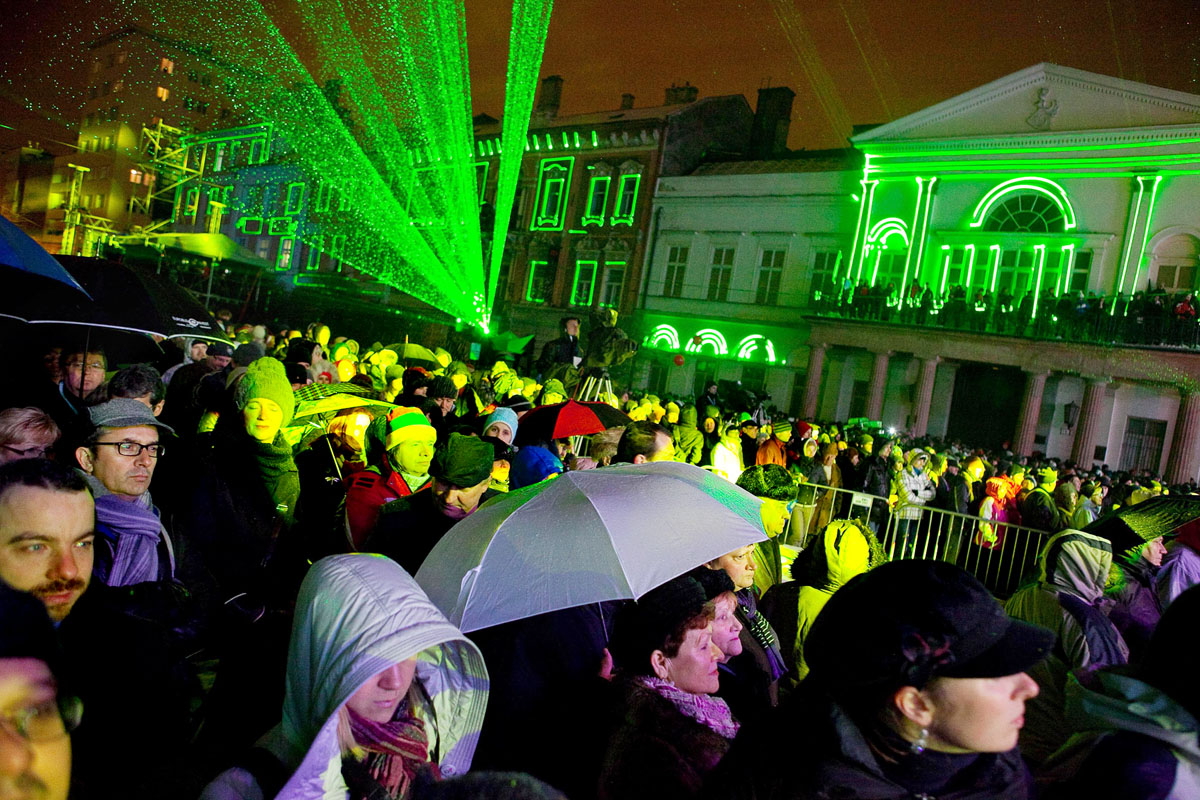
[635,64,1200,483]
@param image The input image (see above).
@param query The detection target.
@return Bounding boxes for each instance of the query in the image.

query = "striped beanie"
[384,406,436,451]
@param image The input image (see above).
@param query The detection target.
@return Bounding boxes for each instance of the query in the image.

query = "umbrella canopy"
[415,461,767,632]
[53,256,225,342]
[293,393,394,419]
[0,216,87,292]
[385,342,439,364]
[294,382,376,402]
[1085,495,1200,553]
[517,399,631,440]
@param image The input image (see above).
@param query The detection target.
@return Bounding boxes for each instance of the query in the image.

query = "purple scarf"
[92,493,170,586]
[637,676,741,740]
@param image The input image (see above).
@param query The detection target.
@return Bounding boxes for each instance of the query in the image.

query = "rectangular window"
[315,181,331,212]
[276,238,295,271]
[237,216,264,235]
[571,260,598,306]
[600,262,626,308]
[531,157,574,231]
[267,217,294,236]
[663,245,688,297]
[707,247,735,302]
[306,236,323,271]
[284,182,305,214]
[330,234,346,271]
[1069,250,1093,294]
[256,238,271,259]
[811,250,840,300]
[160,57,174,74]
[129,169,143,184]
[581,174,610,226]
[611,173,640,225]
[155,86,170,102]
[756,248,785,305]
[1119,417,1167,472]
[212,143,227,172]
[526,260,553,303]
[184,187,200,216]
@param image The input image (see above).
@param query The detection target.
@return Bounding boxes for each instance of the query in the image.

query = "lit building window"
[160,57,174,74]
[571,260,597,306]
[156,86,170,101]
[530,157,573,231]
[526,260,553,303]
[611,172,641,225]
[581,175,610,226]
[129,169,143,184]
[277,238,295,270]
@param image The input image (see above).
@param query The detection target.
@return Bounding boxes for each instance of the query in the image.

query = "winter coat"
[1108,556,1163,660]
[366,490,461,576]
[703,688,1034,800]
[1073,498,1101,528]
[895,450,935,521]
[344,461,430,550]
[671,406,705,466]
[1020,485,1059,532]
[1043,671,1200,800]
[861,454,892,499]
[1005,529,1130,764]
[789,521,871,684]
[599,678,733,800]
[805,461,843,534]
[711,438,744,483]
[1157,540,1200,610]
[535,334,581,375]
[201,554,489,800]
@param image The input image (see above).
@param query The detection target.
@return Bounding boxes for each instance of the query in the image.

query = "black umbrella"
[54,256,225,342]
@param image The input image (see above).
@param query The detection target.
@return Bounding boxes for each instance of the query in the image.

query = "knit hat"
[233,342,265,367]
[383,406,436,451]
[499,395,534,414]
[235,357,295,428]
[426,375,458,401]
[772,419,792,438]
[821,443,839,459]
[207,341,234,358]
[736,464,796,502]
[688,565,736,600]
[610,575,710,674]
[403,367,432,393]
[482,407,519,442]
[430,433,494,488]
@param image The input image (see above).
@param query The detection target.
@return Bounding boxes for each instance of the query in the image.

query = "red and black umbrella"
[518,399,630,440]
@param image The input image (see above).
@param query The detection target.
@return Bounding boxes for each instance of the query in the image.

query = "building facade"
[635,64,1200,483]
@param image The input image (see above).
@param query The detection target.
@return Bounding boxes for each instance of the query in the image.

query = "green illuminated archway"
[736,334,776,362]
[684,328,728,356]
[646,323,680,349]
[867,217,910,247]
[969,177,1077,231]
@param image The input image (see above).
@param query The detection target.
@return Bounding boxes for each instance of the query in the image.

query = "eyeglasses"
[66,362,106,372]
[0,695,83,742]
[93,442,166,458]
[1,444,52,459]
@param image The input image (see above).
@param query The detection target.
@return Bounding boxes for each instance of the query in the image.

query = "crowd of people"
[812,278,1200,349]
[1,308,1198,800]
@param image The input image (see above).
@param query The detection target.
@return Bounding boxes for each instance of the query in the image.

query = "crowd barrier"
[788,483,1051,597]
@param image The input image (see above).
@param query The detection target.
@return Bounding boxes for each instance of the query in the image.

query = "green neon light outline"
[1057,244,1075,295]
[1031,244,1045,319]
[939,245,952,297]
[865,134,1200,160]
[647,324,680,350]
[276,237,294,271]
[1127,175,1163,305]
[305,234,323,271]
[591,130,599,147]
[986,244,1001,292]
[910,177,936,294]
[581,174,610,226]
[736,334,777,362]
[236,215,263,234]
[963,243,976,290]
[899,178,926,301]
[969,177,1076,230]
[610,173,641,226]
[684,329,728,356]
[267,216,294,236]
[330,234,346,272]
[866,153,1200,174]
[530,156,574,231]
[525,259,550,303]
[474,161,489,204]
[571,259,597,306]
[869,249,883,287]
[849,171,876,284]
[573,131,581,148]
[284,182,305,215]
[1111,176,1147,313]
[599,260,627,308]
[866,217,910,246]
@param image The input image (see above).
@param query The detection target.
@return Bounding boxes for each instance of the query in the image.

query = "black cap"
[688,566,735,600]
[207,341,234,358]
[430,433,494,488]
[806,561,1053,689]
[610,575,709,673]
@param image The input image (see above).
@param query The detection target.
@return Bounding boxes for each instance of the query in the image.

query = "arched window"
[982,193,1067,233]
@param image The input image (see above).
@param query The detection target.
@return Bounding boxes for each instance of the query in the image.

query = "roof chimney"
[620,93,635,110]
[536,75,564,118]
[664,82,699,105]
[749,86,795,158]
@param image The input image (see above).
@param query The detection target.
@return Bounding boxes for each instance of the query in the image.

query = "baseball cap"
[88,398,176,435]
[806,560,1053,689]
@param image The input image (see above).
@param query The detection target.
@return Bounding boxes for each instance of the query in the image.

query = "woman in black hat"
[601,575,739,800]
[705,561,1054,800]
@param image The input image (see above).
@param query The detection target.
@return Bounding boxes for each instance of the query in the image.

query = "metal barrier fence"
[790,483,1051,597]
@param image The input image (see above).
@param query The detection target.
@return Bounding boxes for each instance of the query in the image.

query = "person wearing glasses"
[73,399,176,588]
[0,580,82,800]
[0,408,61,465]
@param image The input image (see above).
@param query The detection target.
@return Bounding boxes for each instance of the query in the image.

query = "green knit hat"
[736,464,796,502]
[235,357,294,428]
[384,406,436,451]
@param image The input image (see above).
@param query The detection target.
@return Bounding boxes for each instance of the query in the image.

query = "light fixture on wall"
[1062,400,1080,433]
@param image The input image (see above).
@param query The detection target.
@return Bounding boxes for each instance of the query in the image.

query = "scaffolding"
[59,163,118,256]
[128,121,205,236]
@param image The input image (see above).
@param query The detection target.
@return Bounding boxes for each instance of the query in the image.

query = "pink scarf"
[637,676,740,740]
[347,706,437,797]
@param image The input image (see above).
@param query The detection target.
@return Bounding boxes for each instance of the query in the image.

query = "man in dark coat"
[366,432,494,574]
[1021,464,1061,532]
[535,316,582,377]
[162,341,233,437]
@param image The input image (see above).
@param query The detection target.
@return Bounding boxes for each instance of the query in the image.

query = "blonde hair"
[0,407,60,448]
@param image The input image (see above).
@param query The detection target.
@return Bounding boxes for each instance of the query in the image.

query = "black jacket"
[366,489,459,574]
[536,334,581,375]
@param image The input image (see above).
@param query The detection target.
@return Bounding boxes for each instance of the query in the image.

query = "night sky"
[1,0,1197,154]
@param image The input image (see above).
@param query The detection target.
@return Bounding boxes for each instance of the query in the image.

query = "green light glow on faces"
[684,329,729,356]
[646,324,680,349]
[970,177,1076,230]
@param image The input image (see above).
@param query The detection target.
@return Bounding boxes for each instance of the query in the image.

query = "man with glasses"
[0,580,80,800]
[73,399,176,588]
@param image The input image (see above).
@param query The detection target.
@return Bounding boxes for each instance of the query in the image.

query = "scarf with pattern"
[637,675,741,740]
[347,706,437,798]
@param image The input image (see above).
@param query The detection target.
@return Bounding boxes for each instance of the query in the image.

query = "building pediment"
[853,63,1200,146]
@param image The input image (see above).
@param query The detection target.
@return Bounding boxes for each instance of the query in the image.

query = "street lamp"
[1062,400,1080,433]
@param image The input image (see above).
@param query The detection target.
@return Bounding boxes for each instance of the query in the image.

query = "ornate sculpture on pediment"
[603,236,633,254]
[1026,87,1059,131]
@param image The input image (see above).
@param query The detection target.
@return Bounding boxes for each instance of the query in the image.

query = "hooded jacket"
[1004,529,1129,764]
[790,521,873,684]
[894,448,936,520]
[1043,671,1200,800]
[711,430,745,484]
[671,406,704,466]
[1157,527,1200,610]
[201,554,489,800]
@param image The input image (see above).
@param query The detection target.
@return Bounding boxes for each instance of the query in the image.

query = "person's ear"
[892,685,935,728]
[650,650,671,681]
[75,446,94,473]
[152,400,165,417]
[633,454,647,465]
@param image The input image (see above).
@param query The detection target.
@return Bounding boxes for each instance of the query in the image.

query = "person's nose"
[134,447,155,467]
[1016,673,1039,700]
[731,617,743,634]
[376,664,405,690]
[708,641,722,661]
[0,722,35,781]
[50,547,78,583]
